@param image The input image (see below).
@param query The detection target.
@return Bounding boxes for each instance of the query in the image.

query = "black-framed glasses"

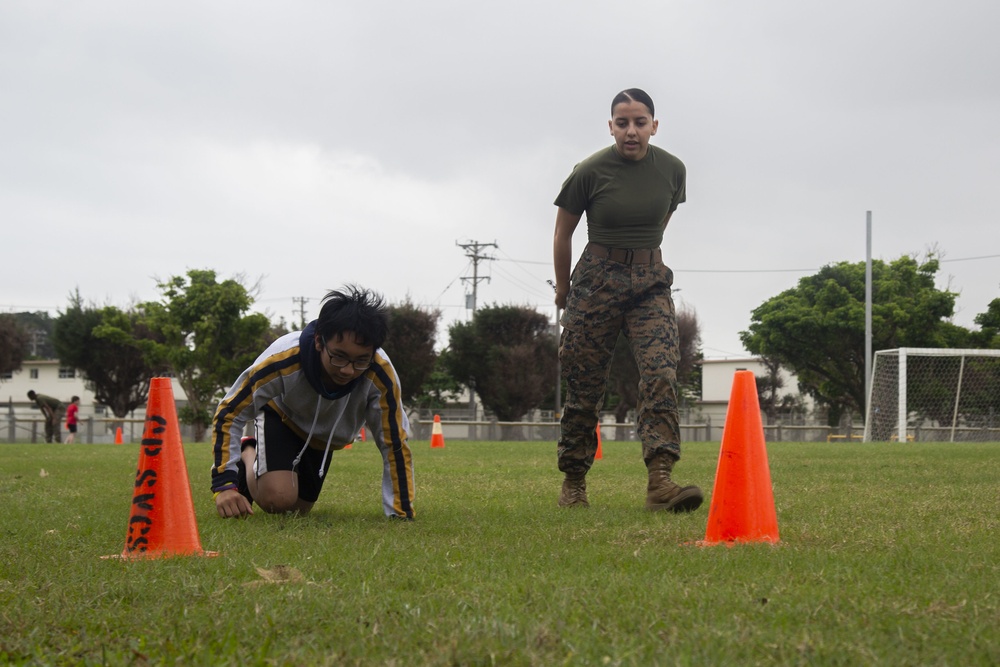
[321,337,373,371]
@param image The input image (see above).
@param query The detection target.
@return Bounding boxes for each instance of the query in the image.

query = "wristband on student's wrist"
[213,483,238,500]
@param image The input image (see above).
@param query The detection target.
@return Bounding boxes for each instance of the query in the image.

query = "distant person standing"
[65,396,81,444]
[552,88,703,512]
[27,390,63,443]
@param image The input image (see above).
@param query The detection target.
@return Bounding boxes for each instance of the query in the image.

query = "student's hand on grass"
[216,489,253,518]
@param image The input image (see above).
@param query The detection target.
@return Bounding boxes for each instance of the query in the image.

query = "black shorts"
[254,407,333,503]
[67,424,77,433]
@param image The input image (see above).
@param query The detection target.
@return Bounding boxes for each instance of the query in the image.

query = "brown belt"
[585,242,661,265]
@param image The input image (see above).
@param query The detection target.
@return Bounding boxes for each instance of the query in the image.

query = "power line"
[676,267,817,274]
[498,251,1000,275]
[939,254,1000,263]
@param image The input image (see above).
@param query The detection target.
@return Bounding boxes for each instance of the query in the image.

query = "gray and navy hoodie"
[210,321,414,518]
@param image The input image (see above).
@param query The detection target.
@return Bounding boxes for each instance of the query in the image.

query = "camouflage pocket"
[561,254,610,330]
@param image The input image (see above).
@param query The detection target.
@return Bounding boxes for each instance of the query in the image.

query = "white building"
[1,359,189,443]
[699,357,806,422]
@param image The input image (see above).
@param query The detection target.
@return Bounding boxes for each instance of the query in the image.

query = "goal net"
[864,348,1000,442]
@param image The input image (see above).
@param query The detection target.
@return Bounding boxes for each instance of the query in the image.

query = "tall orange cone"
[105,378,217,559]
[700,370,779,546]
[430,414,445,449]
[360,427,367,441]
[114,427,123,445]
[594,423,603,460]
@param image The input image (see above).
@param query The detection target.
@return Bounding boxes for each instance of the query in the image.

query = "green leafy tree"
[52,292,166,418]
[740,255,958,423]
[972,298,1000,349]
[385,298,441,404]
[134,270,272,440]
[754,355,785,424]
[12,311,56,359]
[445,305,557,439]
[411,353,463,410]
[676,306,703,402]
[0,315,30,376]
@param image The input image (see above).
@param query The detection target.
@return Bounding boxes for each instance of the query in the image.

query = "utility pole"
[456,240,497,429]
[456,240,497,312]
[865,211,873,417]
[292,297,309,330]
[30,329,47,357]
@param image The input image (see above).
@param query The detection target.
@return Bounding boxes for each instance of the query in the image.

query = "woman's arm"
[553,207,583,309]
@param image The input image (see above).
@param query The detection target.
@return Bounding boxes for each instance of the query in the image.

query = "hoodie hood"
[299,321,361,400]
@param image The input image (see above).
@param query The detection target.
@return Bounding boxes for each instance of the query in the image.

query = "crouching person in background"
[210,285,414,521]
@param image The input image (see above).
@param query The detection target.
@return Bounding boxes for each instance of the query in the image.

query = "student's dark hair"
[611,88,655,117]
[27,390,36,399]
[71,396,80,402]
[316,285,389,350]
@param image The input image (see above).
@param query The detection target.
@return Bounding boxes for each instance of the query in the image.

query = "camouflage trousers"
[44,414,62,443]
[558,250,681,475]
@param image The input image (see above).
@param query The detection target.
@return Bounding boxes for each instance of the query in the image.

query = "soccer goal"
[864,348,1000,442]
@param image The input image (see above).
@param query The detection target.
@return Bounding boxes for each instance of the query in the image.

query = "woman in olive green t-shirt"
[551,88,703,514]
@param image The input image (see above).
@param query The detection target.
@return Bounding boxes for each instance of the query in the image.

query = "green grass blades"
[1,440,998,666]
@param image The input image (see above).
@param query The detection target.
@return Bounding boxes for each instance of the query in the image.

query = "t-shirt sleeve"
[668,160,687,213]
[553,163,590,215]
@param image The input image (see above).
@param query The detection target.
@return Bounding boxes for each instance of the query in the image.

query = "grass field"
[1,437,998,666]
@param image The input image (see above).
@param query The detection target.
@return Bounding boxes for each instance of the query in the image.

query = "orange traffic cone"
[430,414,445,448]
[700,370,779,546]
[360,427,366,441]
[104,378,217,559]
[594,423,603,460]
[114,427,123,445]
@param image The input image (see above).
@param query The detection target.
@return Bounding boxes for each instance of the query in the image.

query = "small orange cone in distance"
[346,427,364,449]
[594,423,603,460]
[105,378,217,559]
[430,414,445,449]
[114,427,123,445]
[700,369,780,546]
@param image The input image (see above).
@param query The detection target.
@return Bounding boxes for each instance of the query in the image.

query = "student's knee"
[255,487,301,514]
[253,473,301,514]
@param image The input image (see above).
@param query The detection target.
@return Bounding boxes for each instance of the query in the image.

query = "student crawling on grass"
[209,285,414,520]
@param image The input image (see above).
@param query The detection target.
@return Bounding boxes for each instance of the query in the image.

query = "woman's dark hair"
[316,285,389,350]
[611,88,655,117]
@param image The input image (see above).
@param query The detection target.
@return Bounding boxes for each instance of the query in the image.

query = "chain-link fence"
[1,412,881,444]
[0,416,200,444]
[409,412,869,443]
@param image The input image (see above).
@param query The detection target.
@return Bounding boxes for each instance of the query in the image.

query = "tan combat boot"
[646,453,703,512]
[558,473,589,508]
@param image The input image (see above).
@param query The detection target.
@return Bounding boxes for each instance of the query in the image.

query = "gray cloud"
[2,0,997,357]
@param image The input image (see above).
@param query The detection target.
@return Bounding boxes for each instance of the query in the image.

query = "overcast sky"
[3,0,998,359]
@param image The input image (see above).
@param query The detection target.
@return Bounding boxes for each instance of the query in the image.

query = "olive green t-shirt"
[554,144,686,249]
[33,393,62,412]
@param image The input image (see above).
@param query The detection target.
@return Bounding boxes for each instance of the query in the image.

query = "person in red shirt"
[65,396,80,444]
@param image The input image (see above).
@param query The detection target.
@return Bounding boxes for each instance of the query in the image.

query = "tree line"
[3,255,997,433]
[741,254,1000,425]
[0,269,702,439]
